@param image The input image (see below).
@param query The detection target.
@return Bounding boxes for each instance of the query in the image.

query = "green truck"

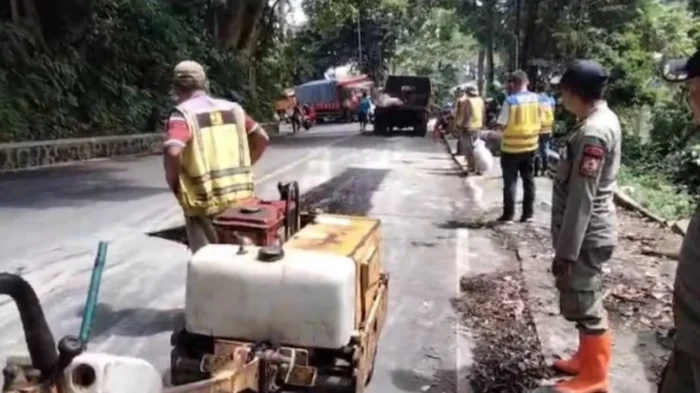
[373,75,431,137]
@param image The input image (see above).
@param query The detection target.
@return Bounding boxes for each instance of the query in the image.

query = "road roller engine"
[212,181,302,247]
[171,186,390,392]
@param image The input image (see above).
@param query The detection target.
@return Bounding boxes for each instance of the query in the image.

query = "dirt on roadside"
[488,208,680,382]
[452,270,554,392]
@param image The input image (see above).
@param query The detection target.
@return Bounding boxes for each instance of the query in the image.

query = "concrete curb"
[0,122,282,173]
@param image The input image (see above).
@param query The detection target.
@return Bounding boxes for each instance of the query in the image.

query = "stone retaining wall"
[0,122,279,172]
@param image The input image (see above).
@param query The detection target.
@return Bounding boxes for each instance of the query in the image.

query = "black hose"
[0,273,58,377]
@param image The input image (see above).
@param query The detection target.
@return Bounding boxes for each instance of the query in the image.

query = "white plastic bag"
[473,138,494,174]
[427,118,437,131]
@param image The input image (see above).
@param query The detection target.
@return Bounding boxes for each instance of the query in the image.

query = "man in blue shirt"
[358,92,372,133]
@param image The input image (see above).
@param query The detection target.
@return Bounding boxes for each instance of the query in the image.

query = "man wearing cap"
[548,59,620,393]
[459,84,486,174]
[163,60,270,253]
[658,49,700,393]
[495,70,541,222]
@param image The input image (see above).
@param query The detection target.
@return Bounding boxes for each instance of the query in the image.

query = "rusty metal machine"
[213,182,301,247]
[170,213,389,392]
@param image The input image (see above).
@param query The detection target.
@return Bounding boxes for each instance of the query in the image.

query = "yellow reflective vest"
[175,97,254,216]
[452,95,469,134]
[539,93,555,134]
[466,96,484,130]
[501,91,541,154]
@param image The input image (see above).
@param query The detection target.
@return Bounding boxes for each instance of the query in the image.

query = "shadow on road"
[0,164,165,208]
[361,130,428,138]
[301,167,390,216]
[391,367,467,392]
[77,302,183,338]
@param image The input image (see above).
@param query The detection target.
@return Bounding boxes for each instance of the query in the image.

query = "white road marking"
[456,228,472,393]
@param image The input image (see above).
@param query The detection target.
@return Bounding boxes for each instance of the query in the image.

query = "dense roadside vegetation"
[462,0,700,220]
[0,0,285,142]
[3,0,700,219]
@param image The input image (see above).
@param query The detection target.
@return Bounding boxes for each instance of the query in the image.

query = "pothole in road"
[452,270,553,392]
[147,225,189,246]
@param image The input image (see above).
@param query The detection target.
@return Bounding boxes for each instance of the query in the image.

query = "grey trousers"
[555,246,613,333]
[184,215,218,254]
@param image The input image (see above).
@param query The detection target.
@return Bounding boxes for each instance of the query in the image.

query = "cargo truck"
[294,75,374,123]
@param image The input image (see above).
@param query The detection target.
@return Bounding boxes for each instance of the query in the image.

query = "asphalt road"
[0,123,476,392]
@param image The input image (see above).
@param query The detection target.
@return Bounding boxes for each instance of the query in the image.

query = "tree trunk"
[10,0,20,23]
[477,48,485,96]
[486,3,495,87]
[520,0,540,71]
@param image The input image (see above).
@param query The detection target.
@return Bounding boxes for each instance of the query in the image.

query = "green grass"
[617,165,696,221]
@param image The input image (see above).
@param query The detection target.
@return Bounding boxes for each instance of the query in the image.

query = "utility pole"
[357,10,363,71]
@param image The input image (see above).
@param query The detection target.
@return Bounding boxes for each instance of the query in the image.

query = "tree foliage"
[0,0,285,142]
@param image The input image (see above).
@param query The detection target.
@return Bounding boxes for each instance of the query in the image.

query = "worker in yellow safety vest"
[453,87,469,154]
[163,60,270,253]
[537,84,556,176]
[459,85,485,174]
[495,70,541,222]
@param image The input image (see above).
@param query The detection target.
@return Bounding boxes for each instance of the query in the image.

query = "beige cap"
[173,60,206,85]
[465,84,479,96]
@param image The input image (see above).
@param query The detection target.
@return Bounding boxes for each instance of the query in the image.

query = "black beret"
[662,50,700,82]
[558,60,609,89]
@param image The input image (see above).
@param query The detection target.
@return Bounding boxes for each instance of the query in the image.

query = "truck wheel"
[414,123,428,137]
[374,122,386,135]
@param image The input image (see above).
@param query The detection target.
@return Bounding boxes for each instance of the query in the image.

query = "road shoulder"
[444,137,677,392]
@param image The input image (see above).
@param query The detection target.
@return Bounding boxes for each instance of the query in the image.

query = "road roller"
[170,208,390,393]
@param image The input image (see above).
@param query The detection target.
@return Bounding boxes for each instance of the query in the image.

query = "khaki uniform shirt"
[551,101,621,261]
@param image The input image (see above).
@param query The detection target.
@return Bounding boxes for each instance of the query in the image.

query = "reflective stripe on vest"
[539,94,555,133]
[176,99,254,216]
[501,92,540,154]
[467,96,484,130]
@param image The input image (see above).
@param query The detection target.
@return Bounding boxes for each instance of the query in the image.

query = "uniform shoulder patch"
[583,145,605,158]
[579,143,605,177]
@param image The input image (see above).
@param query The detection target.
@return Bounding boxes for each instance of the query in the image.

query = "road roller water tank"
[184,244,356,349]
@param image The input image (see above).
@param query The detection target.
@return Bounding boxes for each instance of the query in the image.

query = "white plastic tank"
[63,353,162,393]
[185,244,356,349]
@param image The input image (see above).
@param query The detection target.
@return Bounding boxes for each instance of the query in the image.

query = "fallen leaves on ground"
[453,271,554,393]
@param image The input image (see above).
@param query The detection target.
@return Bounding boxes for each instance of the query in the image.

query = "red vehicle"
[294,75,374,123]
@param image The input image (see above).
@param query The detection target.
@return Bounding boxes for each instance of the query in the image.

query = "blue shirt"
[358,98,372,114]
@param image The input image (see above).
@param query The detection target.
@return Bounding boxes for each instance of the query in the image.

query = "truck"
[294,75,374,123]
[373,75,431,137]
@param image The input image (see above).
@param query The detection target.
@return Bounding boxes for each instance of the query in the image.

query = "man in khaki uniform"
[658,49,700,393]
[549,60,620,393]
[459,85,486,174]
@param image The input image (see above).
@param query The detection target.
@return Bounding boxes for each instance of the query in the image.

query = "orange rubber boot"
[555,331,611,393]
[553,332,583,375]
